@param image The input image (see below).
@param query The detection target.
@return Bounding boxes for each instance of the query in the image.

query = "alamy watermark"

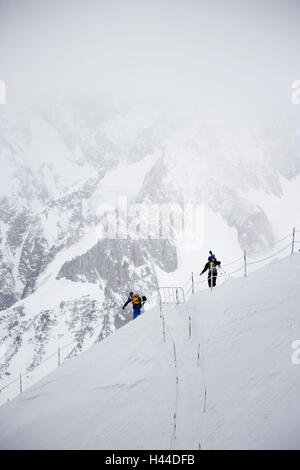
[94,196,205,246]
[0,80,6,104]
[291,340,300,365]
[291,80,300,104]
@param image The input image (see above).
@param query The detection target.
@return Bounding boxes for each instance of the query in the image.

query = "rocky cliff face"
[0,103,179,391]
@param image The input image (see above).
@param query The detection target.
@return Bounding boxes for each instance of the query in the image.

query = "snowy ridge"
[0,254,300,449]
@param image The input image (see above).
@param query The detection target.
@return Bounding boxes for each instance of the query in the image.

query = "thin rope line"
[247,244,291,265]
[222,256,244,267]
[0,376,20,392]
[226,265,244,275]
[273,232,293,244]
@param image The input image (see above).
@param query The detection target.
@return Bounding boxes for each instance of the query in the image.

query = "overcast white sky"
[0,0,300,117]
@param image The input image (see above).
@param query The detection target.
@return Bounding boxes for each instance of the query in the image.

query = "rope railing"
[193,273,207,282]
[185,285,193,297]
[222,255,244,268]
[220,231,293,269]
[183,277,191,289]
[0,337,78,401]
[158,287,185,305]
[182,226,297,299]
[194,279,206,285]
[247,243,291,266]
[0,376,20,392]
[273,232,293,244]
[224,265,244,276]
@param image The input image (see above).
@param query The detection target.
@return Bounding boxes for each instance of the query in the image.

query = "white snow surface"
[0,254,300,450]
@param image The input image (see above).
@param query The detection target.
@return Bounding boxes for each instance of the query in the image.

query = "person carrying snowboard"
[122,292,147,319]
[200,251,221,289]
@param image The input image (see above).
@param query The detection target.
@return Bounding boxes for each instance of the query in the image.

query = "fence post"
[162,316,166,343]
[173,412,177,440]
[58,346,61,367]
[189,316,192,339]
[158,289,162,318]
[203,387,207,413]
[19,373,22,394]
[173,341,177,369]
[176,288,179,305]
[191,272,194,295]
[244,250,247,278]
[291,227,295,255]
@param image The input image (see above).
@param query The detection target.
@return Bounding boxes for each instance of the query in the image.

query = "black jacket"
[201,260,221,275]
[122,294,142,310]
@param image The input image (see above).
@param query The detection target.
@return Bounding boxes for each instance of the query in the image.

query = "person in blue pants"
[122,292,147,320]
[132,305,142,319]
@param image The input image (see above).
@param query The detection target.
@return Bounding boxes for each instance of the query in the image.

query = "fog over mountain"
[0,0,300,400]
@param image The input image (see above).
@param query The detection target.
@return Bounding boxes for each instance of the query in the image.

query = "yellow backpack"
[131,293,141,307]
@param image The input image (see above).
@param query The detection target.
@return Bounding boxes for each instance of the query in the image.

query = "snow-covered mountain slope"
[1,254,300,450]
[0,106,175,390]
[1,100,299,402]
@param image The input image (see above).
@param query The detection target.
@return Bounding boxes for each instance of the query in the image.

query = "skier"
[200,251,221,289]
[122,292,147,319]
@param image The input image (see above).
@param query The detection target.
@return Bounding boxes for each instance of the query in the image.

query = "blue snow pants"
[133,307,142,319]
